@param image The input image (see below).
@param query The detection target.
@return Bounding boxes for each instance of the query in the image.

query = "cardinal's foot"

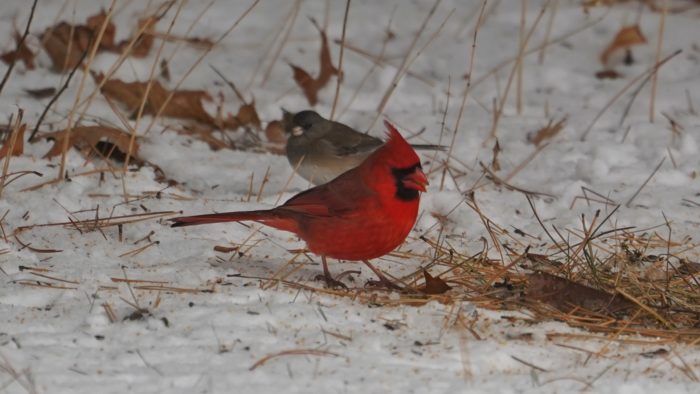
[365,277,403,291]
[315,273,348,289]
[361,260,404,291]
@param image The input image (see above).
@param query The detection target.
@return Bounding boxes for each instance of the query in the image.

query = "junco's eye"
[292,126,304,136]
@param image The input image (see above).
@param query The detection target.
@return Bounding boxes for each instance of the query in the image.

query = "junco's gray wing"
[320,122,383,157]
[289,128,379,185]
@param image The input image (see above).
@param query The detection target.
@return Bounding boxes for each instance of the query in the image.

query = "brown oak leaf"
[290,19,339,106]
[0,124,25,159]
[1,30,36,70]
[93,73,216,126]
[39,126,137,161]
[600,25,647,66]
[418,269,451,295]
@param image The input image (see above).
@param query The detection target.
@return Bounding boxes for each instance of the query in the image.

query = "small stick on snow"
[329,0,351,121]
[581,50,681,141]
[0,0,38,96]
[625,157,665,208]
[649,0,668,123]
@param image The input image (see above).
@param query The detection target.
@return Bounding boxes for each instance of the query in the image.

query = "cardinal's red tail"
[170,209,299,233]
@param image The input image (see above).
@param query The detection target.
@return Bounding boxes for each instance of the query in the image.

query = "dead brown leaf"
[158,86,214,124]
[526,272,634,314]
[678,259,700,275]
[290,65,318,105]
[233,101,261,130]
[0,124,25,159]
[418,269,451,295]
[214,245,238,253]
[290,19,339,106]
[38,126,137,161]
[491,139,501,171]
[600,25,647,66]
[85,10,118,50]
[24,87,57,99]
[527,117,567,146]
[1,30,36,70]
[215,98,262,131]
[264,120,286,144]
[114,16,158,58]
[41,22,90,71]
[595,69,624,79]
[93,72,216,125]
[40,11,159,72]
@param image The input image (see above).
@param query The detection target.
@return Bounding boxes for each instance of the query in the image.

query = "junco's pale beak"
[292,126,304,136]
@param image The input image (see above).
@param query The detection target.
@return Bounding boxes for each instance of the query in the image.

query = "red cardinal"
[171,120,428,289]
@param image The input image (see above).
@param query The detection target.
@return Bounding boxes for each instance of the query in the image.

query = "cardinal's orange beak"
[403,167,429,192]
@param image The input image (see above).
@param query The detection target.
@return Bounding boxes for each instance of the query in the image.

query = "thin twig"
[485,1,548,145]
[649,0,668,123]
[0,0,38,96]
[446,0,487,168]
[58,1,117,181]
[209,64,246,103]
[580,49,681,141]
[538,0,558,64]
[249,349,341,370]
[368,0,442,130]
[123,0,186,200]
[0,110,24,198]
[329,0,351,121]
[625,157,665,208]
[511,354,549,372]
[28,49,89,142]
[143,0,261,135]
[260,0,300,86]
[516,0,527,114]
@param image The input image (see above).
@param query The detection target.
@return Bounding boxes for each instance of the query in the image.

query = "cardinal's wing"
[279,168,376,217]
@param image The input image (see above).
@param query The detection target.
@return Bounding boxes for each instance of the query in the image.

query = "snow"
[1,0,700,393]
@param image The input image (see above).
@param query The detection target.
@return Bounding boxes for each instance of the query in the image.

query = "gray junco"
[284,110,444,185]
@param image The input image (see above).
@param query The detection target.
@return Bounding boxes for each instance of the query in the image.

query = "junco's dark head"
[287,110,325,138]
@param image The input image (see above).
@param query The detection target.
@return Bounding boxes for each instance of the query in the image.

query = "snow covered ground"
[1,0,699,393]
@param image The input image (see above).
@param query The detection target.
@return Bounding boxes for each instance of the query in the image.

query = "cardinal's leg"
[362,260,402,290]
[315,256,348,289]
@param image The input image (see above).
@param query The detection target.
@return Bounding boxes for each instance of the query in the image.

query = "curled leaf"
[527,117,567,146]
[24,87,57,99]
[1,30,36,70]
[418,269,451,295]
[595,69,623,79]
[526,272,633,314]
[264,120,286,144]
[290,20,339,106]
[600,25,647,66]
[235,101,262,130]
